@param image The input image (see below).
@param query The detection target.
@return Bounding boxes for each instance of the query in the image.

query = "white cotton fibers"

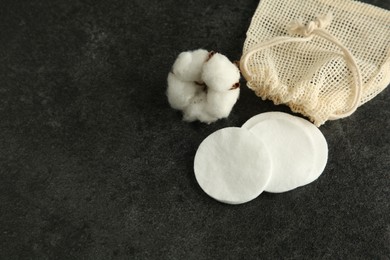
[182,91,217,124]
[205,89,240,119]
[171,49,209,82]
[182,88,241,124]
[166,72,201,110]
[167,49,240,123]
[202,52,241,92]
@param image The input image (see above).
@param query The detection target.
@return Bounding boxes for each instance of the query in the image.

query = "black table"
[1,0,389,258]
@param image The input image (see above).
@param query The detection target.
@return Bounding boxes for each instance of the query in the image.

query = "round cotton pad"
[245,114,327,193]
[194,127,272,204]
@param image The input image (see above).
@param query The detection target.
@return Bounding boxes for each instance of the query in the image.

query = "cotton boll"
[167,72,201,110]
[168,49,241,123]
[202,53,240,92]
[172,49,209,82]
[182,92,206,122]
[183,88,240,123]
[206,88,240,119]
[183,92,218,124]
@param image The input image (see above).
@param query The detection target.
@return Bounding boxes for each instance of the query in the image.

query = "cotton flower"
[205,87,240,119]
[183,91,218,124]
[172,49,209,82]
[167,49,241,123]
[201,52,241,92]
[166,72,204,110]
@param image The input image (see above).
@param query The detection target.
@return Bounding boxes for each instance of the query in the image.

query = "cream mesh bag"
[240,0,390,126]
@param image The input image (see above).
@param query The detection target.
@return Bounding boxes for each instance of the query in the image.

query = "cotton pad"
[243,112,328,193]
[194,127,272,204]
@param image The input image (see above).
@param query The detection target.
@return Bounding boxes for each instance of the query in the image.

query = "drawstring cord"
[240,12,363,120]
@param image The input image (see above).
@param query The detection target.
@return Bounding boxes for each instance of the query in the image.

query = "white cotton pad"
[242,112,328,187]
[194,127,272,204]
[243,112,328,193]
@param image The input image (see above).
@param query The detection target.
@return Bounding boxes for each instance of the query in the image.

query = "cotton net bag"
[240,0,390,126]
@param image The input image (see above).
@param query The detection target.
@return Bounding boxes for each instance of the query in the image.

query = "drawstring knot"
[287,12,333,36]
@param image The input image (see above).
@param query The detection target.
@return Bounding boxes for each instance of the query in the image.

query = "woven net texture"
[242,0,390,126]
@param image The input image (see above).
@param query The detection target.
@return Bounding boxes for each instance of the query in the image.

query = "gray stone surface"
[1,0,389,259]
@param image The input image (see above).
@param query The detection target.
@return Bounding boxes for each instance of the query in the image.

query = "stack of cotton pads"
[194,112,328,204]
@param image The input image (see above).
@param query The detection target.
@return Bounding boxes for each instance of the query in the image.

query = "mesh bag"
[240,0,390,126]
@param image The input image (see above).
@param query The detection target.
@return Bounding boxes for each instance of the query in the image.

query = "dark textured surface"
[1,0,389,259]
